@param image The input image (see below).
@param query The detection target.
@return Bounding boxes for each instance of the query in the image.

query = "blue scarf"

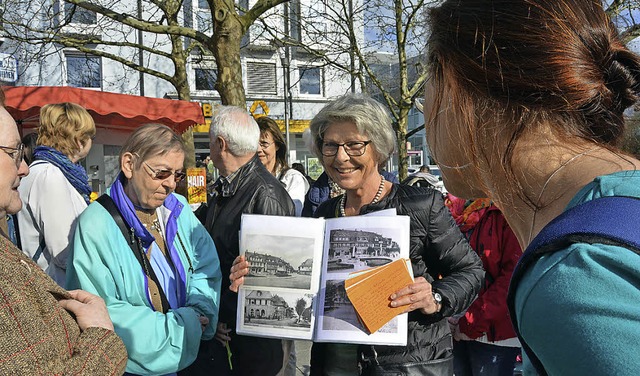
[33,146,91,204]
[109,173,188,308]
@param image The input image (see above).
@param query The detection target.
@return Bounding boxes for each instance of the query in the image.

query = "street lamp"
[274,42,292,163]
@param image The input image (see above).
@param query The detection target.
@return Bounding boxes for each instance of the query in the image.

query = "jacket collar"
[214,154,260,197]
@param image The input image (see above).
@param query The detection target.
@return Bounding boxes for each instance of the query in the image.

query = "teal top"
[516,170,640,375]
[67,193,222,375]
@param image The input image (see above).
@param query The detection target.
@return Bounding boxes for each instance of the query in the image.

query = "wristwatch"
[432,291,442,313]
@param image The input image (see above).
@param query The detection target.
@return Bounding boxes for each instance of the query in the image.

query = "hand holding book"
[389,276,442,315]
[344,258,414,334]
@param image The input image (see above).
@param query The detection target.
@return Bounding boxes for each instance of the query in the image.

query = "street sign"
[0,53,17,83]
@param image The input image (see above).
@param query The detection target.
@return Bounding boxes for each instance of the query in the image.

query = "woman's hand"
[229,256,250,293]
[214,322,232,346]
[389,277,441,315]
[199,315,209,332]
[58,289,115,331]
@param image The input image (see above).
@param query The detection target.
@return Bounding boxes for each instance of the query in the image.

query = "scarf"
[33,146,91,204]
[109,173,188,308]
[445,194,491,233]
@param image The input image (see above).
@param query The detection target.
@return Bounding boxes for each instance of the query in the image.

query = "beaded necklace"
[340,174,386,217]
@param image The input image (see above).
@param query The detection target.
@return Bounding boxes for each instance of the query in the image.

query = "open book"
[235,212,411,346]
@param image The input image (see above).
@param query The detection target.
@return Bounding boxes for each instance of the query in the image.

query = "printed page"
[236,214,326,340]
[314,215,411,345]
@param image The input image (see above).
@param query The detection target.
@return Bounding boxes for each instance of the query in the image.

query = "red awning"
[3,86,205,134]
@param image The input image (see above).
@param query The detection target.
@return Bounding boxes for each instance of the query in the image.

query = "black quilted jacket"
[311,184,484,375]
[204,154,295,324]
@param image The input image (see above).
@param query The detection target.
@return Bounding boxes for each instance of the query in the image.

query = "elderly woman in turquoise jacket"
[67,123,221,375]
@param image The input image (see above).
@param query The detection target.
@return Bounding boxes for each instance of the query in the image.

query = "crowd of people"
[1,1,640,375]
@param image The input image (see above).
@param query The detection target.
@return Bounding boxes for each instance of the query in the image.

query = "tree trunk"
[395,106,410,181]
[212,0,246,107]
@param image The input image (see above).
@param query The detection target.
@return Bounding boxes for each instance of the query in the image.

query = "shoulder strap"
[507,196,640,375]
[96,194,170,313]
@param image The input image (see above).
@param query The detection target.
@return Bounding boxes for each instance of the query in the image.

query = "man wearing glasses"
[205,106,295,376]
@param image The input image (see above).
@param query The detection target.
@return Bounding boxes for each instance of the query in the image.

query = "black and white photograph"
[242,234,315,290]
[314,215,410,345]
[320,279,399,333]
[237,288,315,340]
[240,214,325,291]
[326,228,401,274]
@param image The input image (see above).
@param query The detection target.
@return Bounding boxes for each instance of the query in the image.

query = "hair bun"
[603,49,640,112]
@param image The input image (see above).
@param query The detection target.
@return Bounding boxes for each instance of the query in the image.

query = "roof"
[4,86,205,134]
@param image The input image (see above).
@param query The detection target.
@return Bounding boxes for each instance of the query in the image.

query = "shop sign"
[187,167,207,204]
[0,53,17,83]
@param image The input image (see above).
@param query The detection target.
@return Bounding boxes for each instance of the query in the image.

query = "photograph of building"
[327,229,401,272]
[243,289,313,332]
[242,233,316,290]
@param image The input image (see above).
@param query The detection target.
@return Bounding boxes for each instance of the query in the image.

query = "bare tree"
[255,0,640,179]
[0,0,287,166]
[254,0,432,180]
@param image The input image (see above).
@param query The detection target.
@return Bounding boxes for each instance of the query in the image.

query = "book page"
[314,215,411,346]
[236,214,325,340]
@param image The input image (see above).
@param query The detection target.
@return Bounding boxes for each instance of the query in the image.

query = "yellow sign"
[186,167,207,204]
[193,101,311,133]
[249,100,270,118]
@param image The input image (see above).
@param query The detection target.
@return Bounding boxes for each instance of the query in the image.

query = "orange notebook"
[344,258,414,334]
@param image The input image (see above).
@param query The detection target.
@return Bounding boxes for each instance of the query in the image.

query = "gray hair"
[309,94,396,164]
[210,105,259,156]
[119,123,185,169]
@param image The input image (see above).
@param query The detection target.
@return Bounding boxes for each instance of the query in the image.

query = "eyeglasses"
[0,143,24,168]
[142,161,186,182]
[259,141,274,149]
[321,140,372,157]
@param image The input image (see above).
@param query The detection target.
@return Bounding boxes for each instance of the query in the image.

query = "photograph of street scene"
[242,234,316,290]
[321,279,397,333]
[242,289,314,333]
[326,228,401,274]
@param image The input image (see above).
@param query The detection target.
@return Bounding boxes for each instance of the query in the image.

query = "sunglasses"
[0,143,25,169]
[142,161,186,182]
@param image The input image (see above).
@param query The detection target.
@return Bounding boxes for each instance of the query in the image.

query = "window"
[246,62,277,95]
[196,0,212,33]
[299,66,322,95]
[195,68,217,91]
[64,2,97,24]
[66,54,101,88]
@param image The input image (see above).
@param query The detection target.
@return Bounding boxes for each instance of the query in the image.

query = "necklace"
[340,175,386,217]
[526,146,600,243]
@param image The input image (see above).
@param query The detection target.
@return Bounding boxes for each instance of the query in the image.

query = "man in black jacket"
[205,106,295,376]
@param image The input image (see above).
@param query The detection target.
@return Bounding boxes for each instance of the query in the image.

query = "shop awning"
[3,86,205,134]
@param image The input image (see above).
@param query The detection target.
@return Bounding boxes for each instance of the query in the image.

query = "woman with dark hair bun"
[427,1,640,374]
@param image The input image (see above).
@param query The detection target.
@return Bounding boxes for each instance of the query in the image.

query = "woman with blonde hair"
[17,102,95,286]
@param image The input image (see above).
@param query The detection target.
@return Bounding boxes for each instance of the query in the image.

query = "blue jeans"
[453,340,520,376]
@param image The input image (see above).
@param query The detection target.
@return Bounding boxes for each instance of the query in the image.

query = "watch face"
[433,292,442,303]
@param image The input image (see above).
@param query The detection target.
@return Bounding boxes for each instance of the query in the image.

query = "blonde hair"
[37,103,96,157]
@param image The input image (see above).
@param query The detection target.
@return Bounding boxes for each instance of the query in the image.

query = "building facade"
[0,0,363,191]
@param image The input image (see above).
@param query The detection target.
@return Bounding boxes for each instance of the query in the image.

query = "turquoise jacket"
[67,192,221,375]
[516,170,640,375]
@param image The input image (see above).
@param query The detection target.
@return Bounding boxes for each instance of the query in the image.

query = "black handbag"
[363,355,454,376]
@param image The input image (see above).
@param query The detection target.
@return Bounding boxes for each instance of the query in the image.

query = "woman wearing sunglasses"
[67,123,222,375]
